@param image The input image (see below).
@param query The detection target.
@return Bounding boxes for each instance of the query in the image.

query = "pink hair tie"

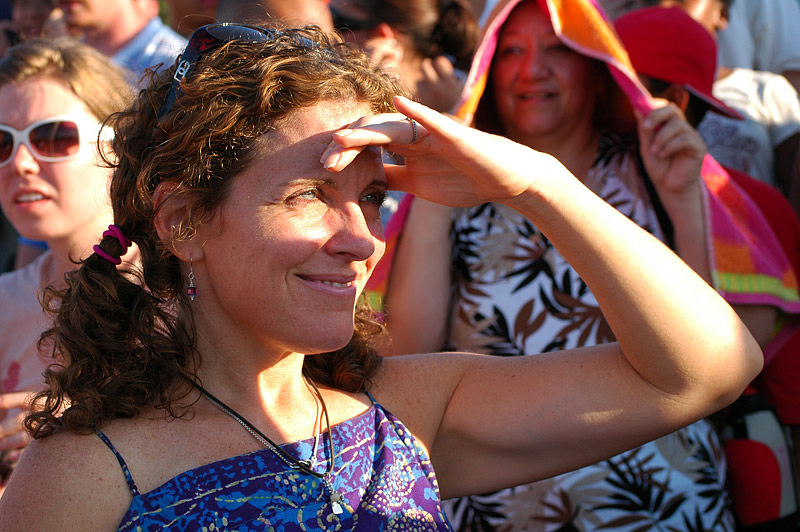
[93,224,132,265]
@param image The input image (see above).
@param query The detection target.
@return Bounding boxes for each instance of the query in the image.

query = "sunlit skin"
[58,0,111,30]
[166,0,218,36]
[183,101,387,380]
[0,77,112,260]
[658,0,728,35]
[57,0,146,53]
[490,1,601,151]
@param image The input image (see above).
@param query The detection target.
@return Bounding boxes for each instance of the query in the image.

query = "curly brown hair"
[27,24,406,438]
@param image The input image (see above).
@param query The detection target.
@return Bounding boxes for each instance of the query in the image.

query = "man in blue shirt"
[59,0,186,86]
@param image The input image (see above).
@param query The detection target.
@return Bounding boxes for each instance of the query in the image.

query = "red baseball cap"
[614,6,743,119]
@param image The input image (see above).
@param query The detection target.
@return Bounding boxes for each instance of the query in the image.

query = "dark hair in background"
[639,74,712,127]
[346,0,480,70]
[26,25,406,438]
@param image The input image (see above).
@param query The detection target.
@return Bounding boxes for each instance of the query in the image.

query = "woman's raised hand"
[636,99,707,204]
[320,96,570,208]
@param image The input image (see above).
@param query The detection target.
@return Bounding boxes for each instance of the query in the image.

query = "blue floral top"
[98,395,451,531]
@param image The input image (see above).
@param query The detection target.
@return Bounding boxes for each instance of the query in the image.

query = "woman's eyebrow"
[284,177,338,188]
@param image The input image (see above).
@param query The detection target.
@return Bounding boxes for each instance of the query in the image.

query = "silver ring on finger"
[405,117,418,145]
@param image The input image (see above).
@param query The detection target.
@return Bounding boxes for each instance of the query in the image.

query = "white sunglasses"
[0,115,113,168]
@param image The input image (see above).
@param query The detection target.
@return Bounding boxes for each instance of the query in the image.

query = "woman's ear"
[662,83,691,113]
[152,181,204,262]
[717,3,730,32]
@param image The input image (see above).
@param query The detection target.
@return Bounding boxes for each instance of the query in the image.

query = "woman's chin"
[297,329,355,355]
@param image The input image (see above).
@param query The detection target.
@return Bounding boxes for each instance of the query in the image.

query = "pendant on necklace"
[324,476,345,515]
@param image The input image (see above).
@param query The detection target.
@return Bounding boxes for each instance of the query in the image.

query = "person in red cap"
[624,1,800,214]
[617,6,800,531]
[614,5,742,122]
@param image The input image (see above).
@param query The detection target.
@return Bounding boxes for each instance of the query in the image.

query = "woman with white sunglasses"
[0,38,133,495]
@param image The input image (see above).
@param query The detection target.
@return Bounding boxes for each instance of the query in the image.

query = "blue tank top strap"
[364,390,378,405]
[96,429,141,497]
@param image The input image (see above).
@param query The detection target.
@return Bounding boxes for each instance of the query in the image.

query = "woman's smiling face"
[189,101,387,356]
[490,1,600,144]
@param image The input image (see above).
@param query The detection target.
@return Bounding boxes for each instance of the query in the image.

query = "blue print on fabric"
[100,400,453,531]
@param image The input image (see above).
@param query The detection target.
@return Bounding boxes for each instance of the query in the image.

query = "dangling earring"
[186,257,197,301]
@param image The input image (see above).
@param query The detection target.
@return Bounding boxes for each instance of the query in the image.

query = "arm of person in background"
[380,69,471,356]
[416,55,467,113]
[382,197,453,355]
[637,100,777,346]
[0,392,30,456]
[0,391,32,498]
[323,96,763,497]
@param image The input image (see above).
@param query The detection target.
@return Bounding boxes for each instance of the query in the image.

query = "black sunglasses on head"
[158,23,316,119]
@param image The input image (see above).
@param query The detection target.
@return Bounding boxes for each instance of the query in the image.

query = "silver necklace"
[193,377,345,515]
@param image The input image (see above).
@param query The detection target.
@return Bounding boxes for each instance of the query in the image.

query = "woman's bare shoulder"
[370,351,486,446]
[0,428,132,531]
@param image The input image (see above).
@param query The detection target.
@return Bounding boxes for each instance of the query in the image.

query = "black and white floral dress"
[442,132,735,532]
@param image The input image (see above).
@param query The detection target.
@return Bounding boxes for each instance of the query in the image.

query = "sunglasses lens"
[29,121,80,159]
[0,130,12,164]
[204,24,277,45]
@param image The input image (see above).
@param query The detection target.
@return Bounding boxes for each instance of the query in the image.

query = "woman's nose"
[520,46,550,79]
[325,202,378,261]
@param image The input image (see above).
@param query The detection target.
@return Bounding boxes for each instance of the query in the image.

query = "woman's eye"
[497,45,524,58]
[298,189,320,201]
[362,190,386,206]
[546,43,570,54]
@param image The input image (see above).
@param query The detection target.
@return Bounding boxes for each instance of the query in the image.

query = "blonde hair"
[0,37,133,122]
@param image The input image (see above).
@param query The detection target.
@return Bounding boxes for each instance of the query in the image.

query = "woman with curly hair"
[0,22,761,530]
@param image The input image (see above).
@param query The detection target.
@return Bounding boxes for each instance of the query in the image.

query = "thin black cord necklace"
[192,378,345,514]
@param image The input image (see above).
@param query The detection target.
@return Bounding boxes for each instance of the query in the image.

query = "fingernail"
[322,152,340,169]
[336,129,354,137]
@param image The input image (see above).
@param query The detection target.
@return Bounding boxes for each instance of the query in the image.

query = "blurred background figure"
[0,0,70,270]
[0,0,67,57]
[616,9,800,529]
[164,0,218,36]
[10,0,59,41]
[657,0,800,218]
[329,0,479,113]
[0,38,134,496]
[598,0,800,234]
[216,0,333,31]
[597,0,651,19]
[715,0,800,94]
[59,0,185,84]
[379,0,784,529]
[0,0,16,273]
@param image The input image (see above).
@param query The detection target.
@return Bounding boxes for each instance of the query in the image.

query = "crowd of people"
[0,0,796,531]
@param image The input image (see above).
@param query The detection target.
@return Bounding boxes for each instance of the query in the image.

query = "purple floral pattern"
[99,399,452,531]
